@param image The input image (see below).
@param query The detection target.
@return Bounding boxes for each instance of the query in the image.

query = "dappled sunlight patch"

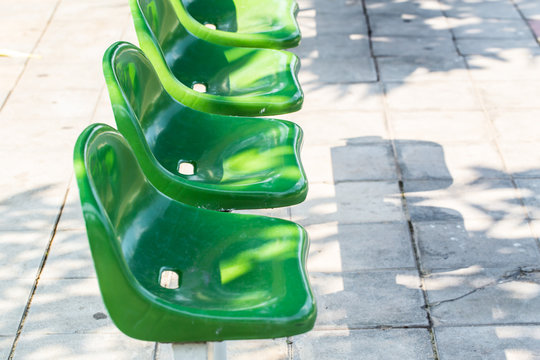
[499,281,540,300]
[395,273,421,289]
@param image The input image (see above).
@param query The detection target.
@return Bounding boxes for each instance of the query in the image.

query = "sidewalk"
[2,0,540,358]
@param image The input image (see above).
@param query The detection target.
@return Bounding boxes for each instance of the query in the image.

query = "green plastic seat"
[129,0,303,116]
[173,0,301,49]
[103,41,307,211]
[74,123,316,342]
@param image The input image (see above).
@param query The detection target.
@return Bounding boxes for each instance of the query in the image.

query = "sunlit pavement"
[2,0,540,358]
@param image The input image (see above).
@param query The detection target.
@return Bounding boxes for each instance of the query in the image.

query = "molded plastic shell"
[103,41,308,210]
[73,123,317,342]
[129,0,304,116]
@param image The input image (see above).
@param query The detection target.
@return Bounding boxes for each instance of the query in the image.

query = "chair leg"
[171,342,227,360]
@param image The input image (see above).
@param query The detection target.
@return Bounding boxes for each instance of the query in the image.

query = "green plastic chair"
[129,0,303,116]
[74,123,316,342]
[103,41,307,211]
[173,0,301,49]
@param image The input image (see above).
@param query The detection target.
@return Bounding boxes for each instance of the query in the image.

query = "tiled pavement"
[1,0,540,359]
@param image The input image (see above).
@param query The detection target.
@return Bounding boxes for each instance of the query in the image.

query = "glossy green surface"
[177,0,301,48]
[74,123,316,342]
[103,42,307,210]
[129,0,303,116]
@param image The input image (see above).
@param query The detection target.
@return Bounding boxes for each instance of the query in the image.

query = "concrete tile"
[476,80,540,109]
[404,179,525,222]
[299,57,377,84]
[13,333,155,360]
[366,0,443,17]
[385,81,481,111]
[291,328,434,360]
[0,336,13,360]
[92,88,116,125]
[373,36,457,57]
[425,267,540,325]
[436,326,540,360]
[235,207,290,219]
[492,110,540,143]
[371,14,452,38]
[22,278,116,334]
[287,111,388,147]
[296,9,366,38]
[441,0,522,19]
[53,0,129,21]
[500,143,540,178]
[516,179,540,219]
[310,271,427,328]
[293,33,370,59]
[397,142,507,182]
[290,182,404,226]
[226,339,288,360]
[300,83,384,111]
[0,278,33,336]
[377,56,469,82]
[0,231,51,280]
[0,88,99,121]
[307,222,415,272]
[390,111,490,143]
[40,230,95,280]
[466,50,540,80]
[518,0,540,20]
[301,143,396,183]
[0,60,26,95]
[449,18,534,39]
[456,37,540,55]
[415,219,540,271]
[297,0,365,15]
[57,184,85,231]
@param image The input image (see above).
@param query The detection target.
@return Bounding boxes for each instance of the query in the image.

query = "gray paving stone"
[297,0,365,15]
[404,179,525,222]
[373,36,458,57]
[516,0,540,20]
[516,179,540,219]
[500,143,540,178]
[291,182,405,226]
[449,18,534,39]
[0,231,51,280]
[492,110,540,143]
[0,336,13,360]
[476,80,540,109]
[226,339,288,360]
[456,38,540,55]
[296,8,366,38]
[307,222,415,272]
[57,184,85,231]
[425,267,540,325]
[397,142,507,182]
[466,50,540,80]
[366,0,443,17]
[13,333,155,360]
[287,111,388,147]
[291,328,434,360]
[22,278,116,334]
[292,33,370,59]
[371,14,452,38]
[299,56,377,84]
[377,56,469,82]
[310,270,427,328]
[415,219,540,271]
[235,207,290,219]
[436,325,540,360]
[0,278,33,336]
[384,81,481,111]
[301,143,396,183]
[300,83,384,111]
[441,0,522,19]
[389,111,490,143]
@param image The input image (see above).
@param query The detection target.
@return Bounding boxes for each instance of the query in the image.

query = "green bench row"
[74,0,316,343]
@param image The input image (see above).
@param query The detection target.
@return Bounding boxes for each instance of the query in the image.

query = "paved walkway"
[2,0,540,358]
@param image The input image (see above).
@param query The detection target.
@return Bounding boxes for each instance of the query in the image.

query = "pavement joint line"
[432,322,540,328]
[380,49,441,360]
[361,0,380,82]
[0,0,63,115]
[308,325,432,331]
[152,342,159,360]
[509,0,540,46]
[7,178,71,360]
